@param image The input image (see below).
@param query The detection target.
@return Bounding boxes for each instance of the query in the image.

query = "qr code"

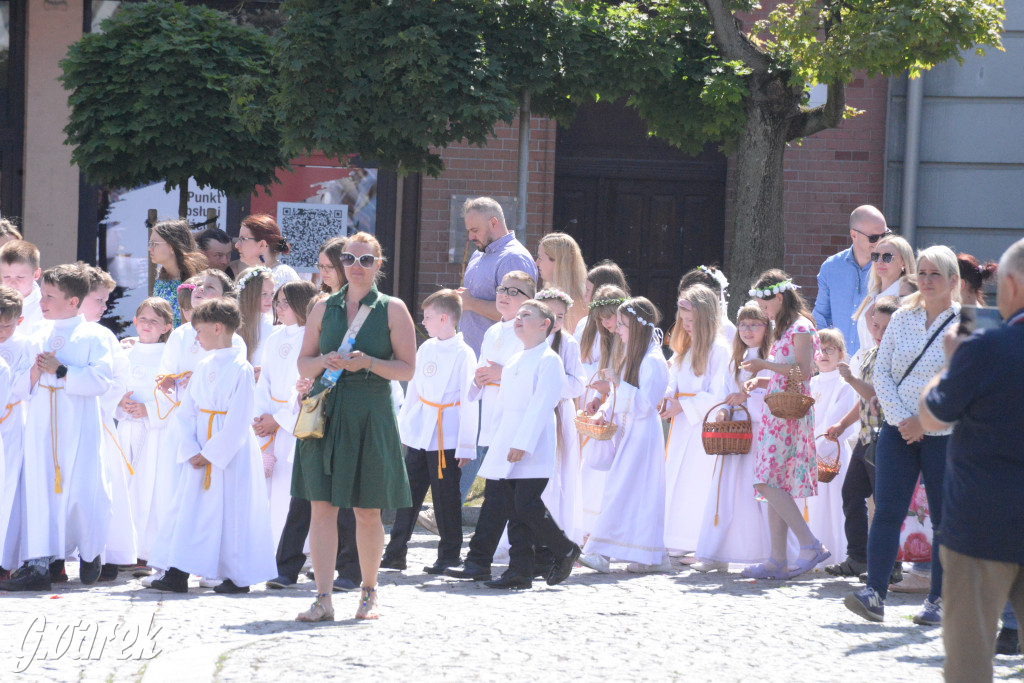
[276,203,349,271]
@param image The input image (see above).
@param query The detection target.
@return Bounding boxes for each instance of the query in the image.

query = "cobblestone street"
[2,531,1021,682]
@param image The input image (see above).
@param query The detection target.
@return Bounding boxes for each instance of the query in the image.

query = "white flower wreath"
[238,266,272,290]
[748,279,801,299]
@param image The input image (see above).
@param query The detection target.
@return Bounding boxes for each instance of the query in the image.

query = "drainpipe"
[517,89,531,240]
[900,73,924,248]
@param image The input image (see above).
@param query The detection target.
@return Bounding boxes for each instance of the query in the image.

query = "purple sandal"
[787,541,832,579]
[741,558,788,580]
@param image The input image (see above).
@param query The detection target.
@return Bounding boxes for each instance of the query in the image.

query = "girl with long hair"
[661,284,731,558]
[536,232,588,333]
[677,265,735,342]
[236,266,276,367]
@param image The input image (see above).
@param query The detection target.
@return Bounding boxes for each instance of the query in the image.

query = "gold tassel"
[803,499,809,522]
[54,465,62,494]
[203,464,212,490]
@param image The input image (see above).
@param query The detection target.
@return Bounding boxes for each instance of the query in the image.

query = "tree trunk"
[516,89,530,236]
[179,183,188,221]
[726,75,795,317]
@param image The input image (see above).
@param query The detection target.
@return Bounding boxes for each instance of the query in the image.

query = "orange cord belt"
[419,397,460,479]
[260,394,289,452]
[664,392,697,459]
[198,408,226,490]
[43,387,63,493]
[153,372,192,420]
[0,400,20,424]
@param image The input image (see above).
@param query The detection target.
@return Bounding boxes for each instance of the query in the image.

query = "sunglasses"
[853,227,894,244]
[871,252,896,263]
[340,252,379,268]
[496,285,529,297]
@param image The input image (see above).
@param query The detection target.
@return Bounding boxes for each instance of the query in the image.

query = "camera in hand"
[958,305,1003,336]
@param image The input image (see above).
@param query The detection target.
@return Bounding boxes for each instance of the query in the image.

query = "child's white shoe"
[691,561,729,573]
[626,557,673,574]
[198,577,220,588]
[140,571,163,587]
[578,553,610,573]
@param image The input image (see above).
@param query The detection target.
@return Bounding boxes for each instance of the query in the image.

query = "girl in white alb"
[536,289,586,535]
[253,281,317,548]
[693,303,774,571]
[579,297,670,572]
[661,285,730,555]
[116,299,175,565]
[803,329,859,566]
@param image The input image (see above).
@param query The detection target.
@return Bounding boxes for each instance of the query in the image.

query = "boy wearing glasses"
[445,271,534,581]
[0,240,45,337]
[812,205,892,357]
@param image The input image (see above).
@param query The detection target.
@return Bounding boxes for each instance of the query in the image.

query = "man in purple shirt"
[456,197,537,355]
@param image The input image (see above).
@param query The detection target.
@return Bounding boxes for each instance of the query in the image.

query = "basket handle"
[703,401,750,425]
[815,433,840,460]
[786,364,806,391]
[581,370,616,418]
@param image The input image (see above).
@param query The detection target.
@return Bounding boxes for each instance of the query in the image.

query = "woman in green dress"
[294,232,416,621]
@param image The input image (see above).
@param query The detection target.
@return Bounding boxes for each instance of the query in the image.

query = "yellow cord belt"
[418,397,460,479]
[664,392,697,459]
[102,423,135,476]
[44,387,63,493]
[259,394,289,452]
[0,400,21,424]
[198,408,227,490]
[153,372,192,420]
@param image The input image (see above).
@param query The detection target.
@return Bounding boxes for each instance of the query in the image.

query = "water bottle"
[321,327,360,388]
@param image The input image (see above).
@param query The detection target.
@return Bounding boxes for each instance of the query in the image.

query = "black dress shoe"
[379,555,407,571]
[996,626,1021,656]
[0,566,51,592]
[444,561,491,581]
[213,579,249,594]
[424,560,461,575]
[266,575,297,589]
[98,563,120,582]
[80,556,102,585]
[50,560,68,583]
[484,572,532,590]
[547,544,581,586]
[533,564,554,579]
[150,567,189,593]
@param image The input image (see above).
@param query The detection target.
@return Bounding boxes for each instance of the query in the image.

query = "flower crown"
[698,264,730,290]
[238,266,272,290]
[749,279,801,299]
[176,283,196,293]
[536,288,574,309]
[625,304,664,346]
[589,297,626,310]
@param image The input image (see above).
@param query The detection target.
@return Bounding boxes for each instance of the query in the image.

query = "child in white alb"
[0,240,45,336]
[0,286,33,573]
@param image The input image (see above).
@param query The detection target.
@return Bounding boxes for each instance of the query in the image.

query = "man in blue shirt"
[919,237,1024,682]
[812,205,891,356]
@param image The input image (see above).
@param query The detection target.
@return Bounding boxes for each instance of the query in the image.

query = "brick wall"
[724,74,889,300]
[413,116,556,308]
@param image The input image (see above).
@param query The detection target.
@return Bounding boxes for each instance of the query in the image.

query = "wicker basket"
[574,372,618,441]
[816,434,842,483]
[764,364,815,420]
[701,402,753,455]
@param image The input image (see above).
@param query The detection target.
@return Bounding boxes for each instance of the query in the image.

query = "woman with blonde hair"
[660,284,730,557]
[852,235,915,353]
[536,232,588,333]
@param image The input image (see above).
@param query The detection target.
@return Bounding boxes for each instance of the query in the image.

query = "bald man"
[812,205,892,356]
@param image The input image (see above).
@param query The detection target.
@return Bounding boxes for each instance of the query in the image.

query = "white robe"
[572,317,612,541]
[695,348,773,564]
[148,323,247,566]
[250,317,276,368]
[0,358,10,561]
[149,348,276,586]
[16,284,46,338]
[476,344,565,481]
[0,332,32,567]
[398,333,479,462]
[583,342,669,564]
[115,342,167,560]
[473,318,523,449]
[253,323,304,548]
[20,315,114,564]
[804,369,859,565]
[663,341,730,552]
[540,332,586,538]
[96,328,138,565]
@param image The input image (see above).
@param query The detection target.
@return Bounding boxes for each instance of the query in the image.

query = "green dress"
[291,285,411,509]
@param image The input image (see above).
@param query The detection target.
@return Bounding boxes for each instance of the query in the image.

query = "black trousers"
[465,477,512,569]
[275,496,360,584]
[497,478,572,578]
[384,447,463,564]
[842,439,876,564]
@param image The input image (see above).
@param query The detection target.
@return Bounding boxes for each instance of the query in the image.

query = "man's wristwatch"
[56,364,68,379]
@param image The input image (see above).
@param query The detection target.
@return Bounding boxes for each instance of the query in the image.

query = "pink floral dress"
[754,316,821,498]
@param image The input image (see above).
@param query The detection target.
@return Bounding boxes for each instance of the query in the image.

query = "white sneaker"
[140,571,163,587]
[626,557,673,574]
[417,509,439,536]
[691,560,729,573]
[198,577,220,588]
[578,553,610,573]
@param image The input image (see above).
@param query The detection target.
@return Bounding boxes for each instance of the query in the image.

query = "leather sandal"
[355,585,379,620]
[296,593,335,622]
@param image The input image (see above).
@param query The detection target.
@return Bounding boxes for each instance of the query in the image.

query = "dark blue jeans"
[866,423,948,601]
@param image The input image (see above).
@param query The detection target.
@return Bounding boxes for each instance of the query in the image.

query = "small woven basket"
[574,371,618,441]
[701,402,753,455]
[765,364,815,421]
[816,434,842,483]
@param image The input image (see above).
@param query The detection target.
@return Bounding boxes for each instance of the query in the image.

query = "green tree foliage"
[60,0,284,216]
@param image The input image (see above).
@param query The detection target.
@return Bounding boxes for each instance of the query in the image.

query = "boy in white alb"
[0,265,114,591]
[476,300,580,589]
[445,272,532,582]
[148,298,276,594]
[382,289,478,574]
[0,286,33,574]
[0,240,45,337]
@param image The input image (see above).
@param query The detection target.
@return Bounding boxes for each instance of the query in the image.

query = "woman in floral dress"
[148,219,208,326]
[740,269,826,580]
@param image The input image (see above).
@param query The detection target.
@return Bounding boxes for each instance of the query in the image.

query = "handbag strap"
[897,311,956,387]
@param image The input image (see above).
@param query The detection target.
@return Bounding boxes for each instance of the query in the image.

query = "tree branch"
[702,0,771,72]
[787,80,846,140]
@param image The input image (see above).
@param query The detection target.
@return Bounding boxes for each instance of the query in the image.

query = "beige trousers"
[941,546,1024,682]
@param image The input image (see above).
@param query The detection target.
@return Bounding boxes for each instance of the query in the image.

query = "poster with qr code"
[276,203,349,273]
